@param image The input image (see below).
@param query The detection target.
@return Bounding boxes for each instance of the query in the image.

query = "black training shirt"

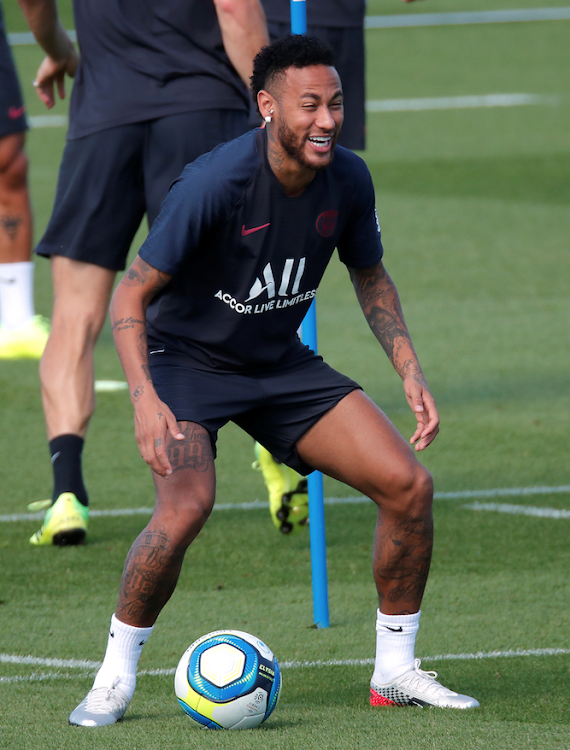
[68,0,249,140]
[139,127,383,372]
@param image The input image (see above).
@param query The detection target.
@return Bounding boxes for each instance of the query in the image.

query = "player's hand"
[33,51,78,109]
[402,374,440,450]
[133,395,185,477]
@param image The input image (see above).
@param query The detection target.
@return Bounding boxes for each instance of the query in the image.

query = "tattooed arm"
[348,261,439,450]
[110,255,184,476]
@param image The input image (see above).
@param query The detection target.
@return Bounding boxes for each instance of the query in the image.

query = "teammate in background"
[255,0,424,532]
[68,35,478,727]
[0,1,49,359]
[16,0,268,546]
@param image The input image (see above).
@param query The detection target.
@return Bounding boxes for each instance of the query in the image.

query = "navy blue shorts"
[0,22,27,138]
[36,109,249,271]
[150,348,361,475]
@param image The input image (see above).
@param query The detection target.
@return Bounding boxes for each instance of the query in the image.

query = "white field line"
[26,93,557,130]
[28,115,68,128]
[365,8,570,28]
[1,647,568,684]
[366,93,558,112]
[8,30,78,46]
[464,502,570,519]
[2,486,569,523]
[8,10,570,45]
[0,654,99,670]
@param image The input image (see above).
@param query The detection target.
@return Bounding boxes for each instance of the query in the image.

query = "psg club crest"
[316,209,338,237]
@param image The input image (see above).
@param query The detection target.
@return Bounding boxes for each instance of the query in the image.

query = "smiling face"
[258,65,344,189]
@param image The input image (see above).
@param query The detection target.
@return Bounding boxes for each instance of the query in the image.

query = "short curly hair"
[251,35,336,114]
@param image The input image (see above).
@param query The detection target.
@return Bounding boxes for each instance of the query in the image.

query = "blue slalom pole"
[303,305,330,628]
[290,0,307,34]
[291,0,330,629]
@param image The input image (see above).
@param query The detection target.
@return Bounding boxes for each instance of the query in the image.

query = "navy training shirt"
[67,0,249,140]
[139,127,383,372]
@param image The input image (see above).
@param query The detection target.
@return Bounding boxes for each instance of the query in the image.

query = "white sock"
[0,261,35,329]
[372,609,420,685]
[92,614,154,700]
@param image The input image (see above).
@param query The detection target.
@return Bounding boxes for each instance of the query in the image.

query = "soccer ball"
[175,629,282,729]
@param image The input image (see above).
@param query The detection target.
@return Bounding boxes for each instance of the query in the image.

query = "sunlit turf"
[1,6,569,750]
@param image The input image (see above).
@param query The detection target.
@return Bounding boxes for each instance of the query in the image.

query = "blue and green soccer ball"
[175,630,282,729]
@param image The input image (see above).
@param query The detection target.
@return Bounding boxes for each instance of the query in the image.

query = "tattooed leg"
[372,505,433,615]
[116,421,216,627]
[0,132,32,264]
[116,526,186,626]
[296,389,434,615]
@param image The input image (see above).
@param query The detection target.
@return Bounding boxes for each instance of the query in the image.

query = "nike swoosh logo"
[109,630,115,638]
[51,451,61,464]
[384,626,403,632]
[8,106,25,120]
[0,277,16,284]
[241,223,270,236]
[149,348,165,355]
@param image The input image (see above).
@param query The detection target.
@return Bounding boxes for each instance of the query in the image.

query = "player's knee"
[51,295,108,346]
[374,463,433,518]
[157,490,215,547]
[405,465,433,516]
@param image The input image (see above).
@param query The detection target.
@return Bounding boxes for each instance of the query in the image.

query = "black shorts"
[0,24,27,138]
[150,348,361,475]
[267,22,365,151]
[35,109,250,271]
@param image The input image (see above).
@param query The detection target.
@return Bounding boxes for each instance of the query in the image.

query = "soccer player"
[17,0,269,545]
[69,35,479,727]
[255,0,426,531]
[0,1,48,359]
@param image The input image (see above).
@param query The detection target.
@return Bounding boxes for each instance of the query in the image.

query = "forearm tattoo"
[351,264,421,378]
[111,316,145,332]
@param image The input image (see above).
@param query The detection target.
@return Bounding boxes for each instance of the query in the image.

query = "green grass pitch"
[0,2,569,748]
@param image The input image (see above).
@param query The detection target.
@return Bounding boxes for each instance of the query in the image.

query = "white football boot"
[69,678,131,726]
[370,659,479,709]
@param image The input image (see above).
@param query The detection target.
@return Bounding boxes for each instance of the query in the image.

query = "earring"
[264,115,272,123]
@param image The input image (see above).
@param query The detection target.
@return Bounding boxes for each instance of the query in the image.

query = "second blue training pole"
[291,0,330,629]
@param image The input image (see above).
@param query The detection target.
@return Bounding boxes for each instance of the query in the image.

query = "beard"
[276,120,338,170]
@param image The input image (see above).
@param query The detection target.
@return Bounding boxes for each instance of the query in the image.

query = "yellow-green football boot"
[0,315,50,359]
[253,443,309,535]
[29,492,88,546]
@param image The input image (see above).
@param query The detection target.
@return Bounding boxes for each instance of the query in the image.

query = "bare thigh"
[151,421,217,542]
[297,390,431,510]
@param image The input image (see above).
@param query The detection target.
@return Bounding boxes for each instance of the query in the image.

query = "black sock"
[50,434,89,507]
